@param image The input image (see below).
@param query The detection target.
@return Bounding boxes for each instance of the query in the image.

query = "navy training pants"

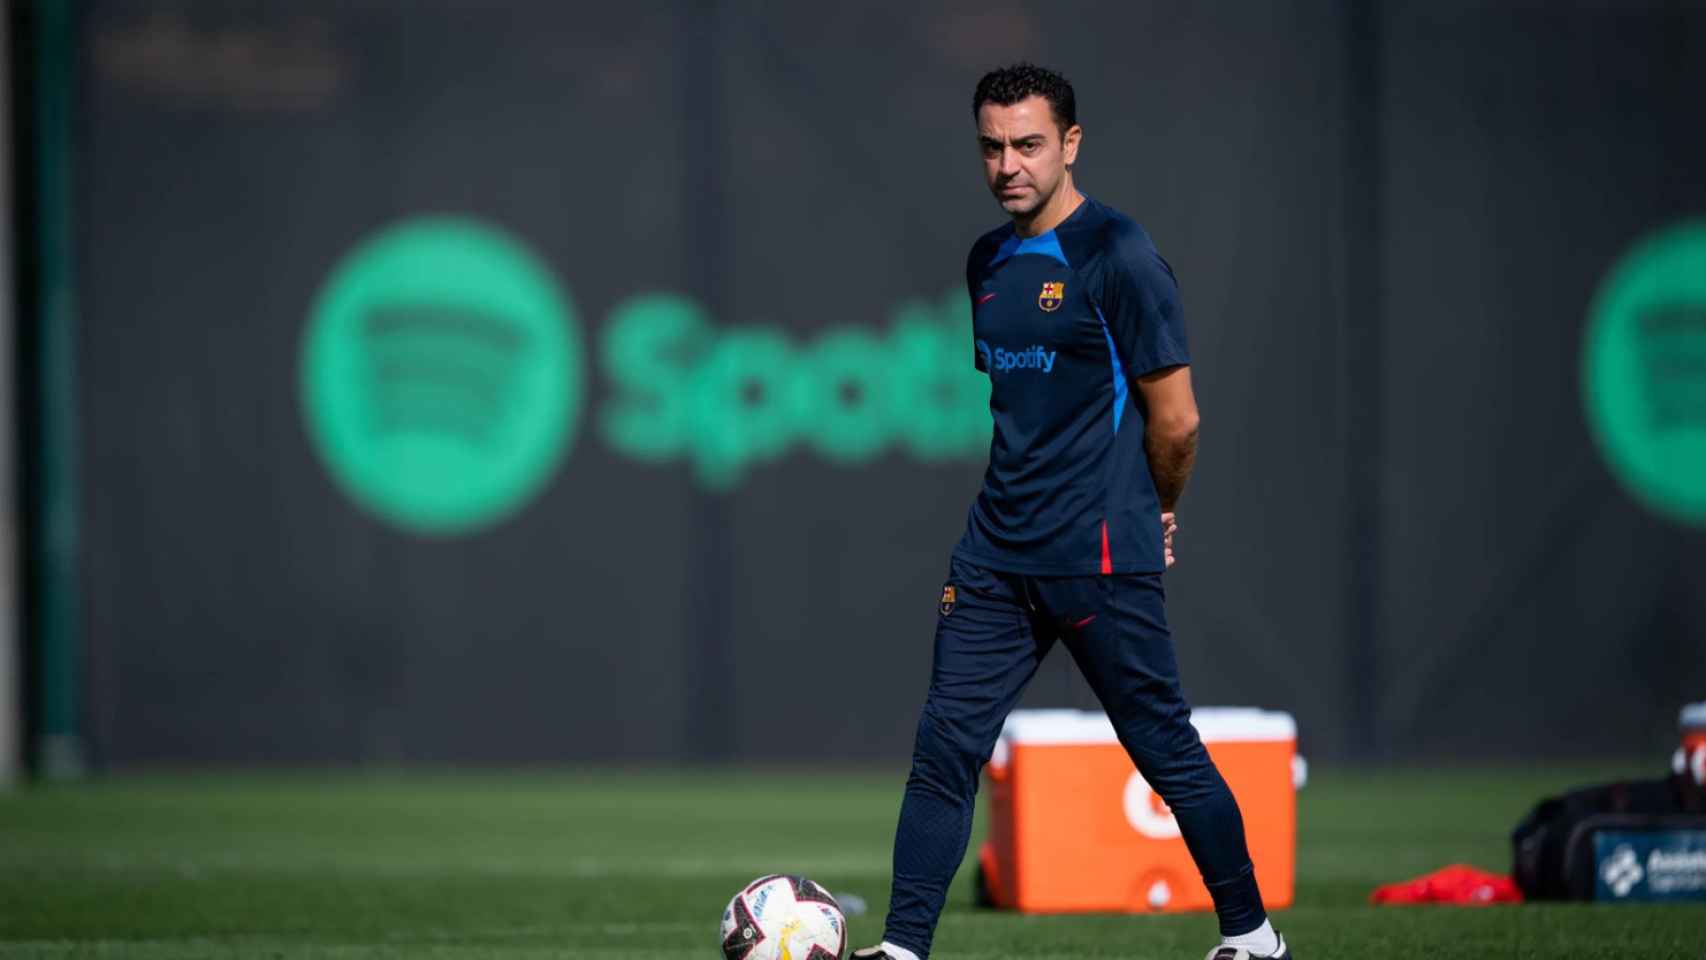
[882,556,1266,957]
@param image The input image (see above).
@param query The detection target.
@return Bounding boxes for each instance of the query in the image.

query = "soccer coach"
[851,65,1292,960]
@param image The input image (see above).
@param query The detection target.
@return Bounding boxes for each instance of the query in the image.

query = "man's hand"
[1162,511,1178,568]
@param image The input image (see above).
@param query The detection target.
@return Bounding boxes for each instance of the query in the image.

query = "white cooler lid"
[1681,702,1706,731]
[999,707,1296,745]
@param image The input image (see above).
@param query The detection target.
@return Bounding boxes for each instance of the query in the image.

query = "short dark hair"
[972,63,1077,135]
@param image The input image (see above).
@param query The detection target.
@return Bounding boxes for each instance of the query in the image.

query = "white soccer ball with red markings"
[720,874,846,960]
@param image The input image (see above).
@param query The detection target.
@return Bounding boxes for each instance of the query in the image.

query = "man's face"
[977,95,1081,218]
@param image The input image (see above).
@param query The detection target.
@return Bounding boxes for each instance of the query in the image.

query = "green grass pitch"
[2,764,1702,958]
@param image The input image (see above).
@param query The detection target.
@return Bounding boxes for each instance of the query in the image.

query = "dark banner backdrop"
[71,0,1706,767]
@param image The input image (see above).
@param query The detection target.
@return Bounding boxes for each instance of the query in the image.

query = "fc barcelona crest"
[940,584,957,615]
[1038,281,1065,312]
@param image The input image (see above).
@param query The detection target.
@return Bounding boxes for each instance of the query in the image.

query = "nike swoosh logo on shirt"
[1072,614,1097,629]
[975,292,997,305]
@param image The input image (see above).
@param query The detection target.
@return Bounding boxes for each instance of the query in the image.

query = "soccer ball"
[720,874,847,960]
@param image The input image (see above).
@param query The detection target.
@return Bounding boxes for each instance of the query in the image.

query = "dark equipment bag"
[1511,773,1706,901]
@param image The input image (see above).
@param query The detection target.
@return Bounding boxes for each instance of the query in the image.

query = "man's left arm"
[1137,365,1198,567]
[1100,231,1195,568]
[1138,365,1199,513]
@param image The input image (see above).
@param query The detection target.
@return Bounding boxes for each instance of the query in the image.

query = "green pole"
[32,0,84,780]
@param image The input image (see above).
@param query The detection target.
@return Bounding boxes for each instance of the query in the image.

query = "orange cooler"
[978,708,1300,914]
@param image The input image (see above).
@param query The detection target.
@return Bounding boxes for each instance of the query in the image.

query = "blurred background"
[5,0,1706,786]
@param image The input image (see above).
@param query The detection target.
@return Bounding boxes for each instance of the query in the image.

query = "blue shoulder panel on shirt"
[989,229,1069,268]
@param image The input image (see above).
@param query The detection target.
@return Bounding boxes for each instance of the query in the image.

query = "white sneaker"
[1204,933,1290,960]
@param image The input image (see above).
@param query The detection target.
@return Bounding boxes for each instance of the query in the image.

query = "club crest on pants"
[940,584,957,615]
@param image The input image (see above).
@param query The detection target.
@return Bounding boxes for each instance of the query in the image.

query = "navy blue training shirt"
[953,196,1189,576]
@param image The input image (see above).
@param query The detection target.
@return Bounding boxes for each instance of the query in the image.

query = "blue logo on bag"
[1593,830,1706,901]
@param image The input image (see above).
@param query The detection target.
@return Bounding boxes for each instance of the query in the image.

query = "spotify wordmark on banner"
[302,215,990,535]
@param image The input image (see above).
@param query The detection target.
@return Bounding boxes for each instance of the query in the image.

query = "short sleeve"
[1100,232,1189,380]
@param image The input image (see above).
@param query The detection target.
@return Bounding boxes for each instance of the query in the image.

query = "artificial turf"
[1,764,1701,958]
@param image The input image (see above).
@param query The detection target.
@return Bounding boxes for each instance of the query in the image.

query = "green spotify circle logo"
[1583,221,1706,527]
[301,217,581,536]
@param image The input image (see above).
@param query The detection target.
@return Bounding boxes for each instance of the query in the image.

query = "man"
[851,64,1292,960]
